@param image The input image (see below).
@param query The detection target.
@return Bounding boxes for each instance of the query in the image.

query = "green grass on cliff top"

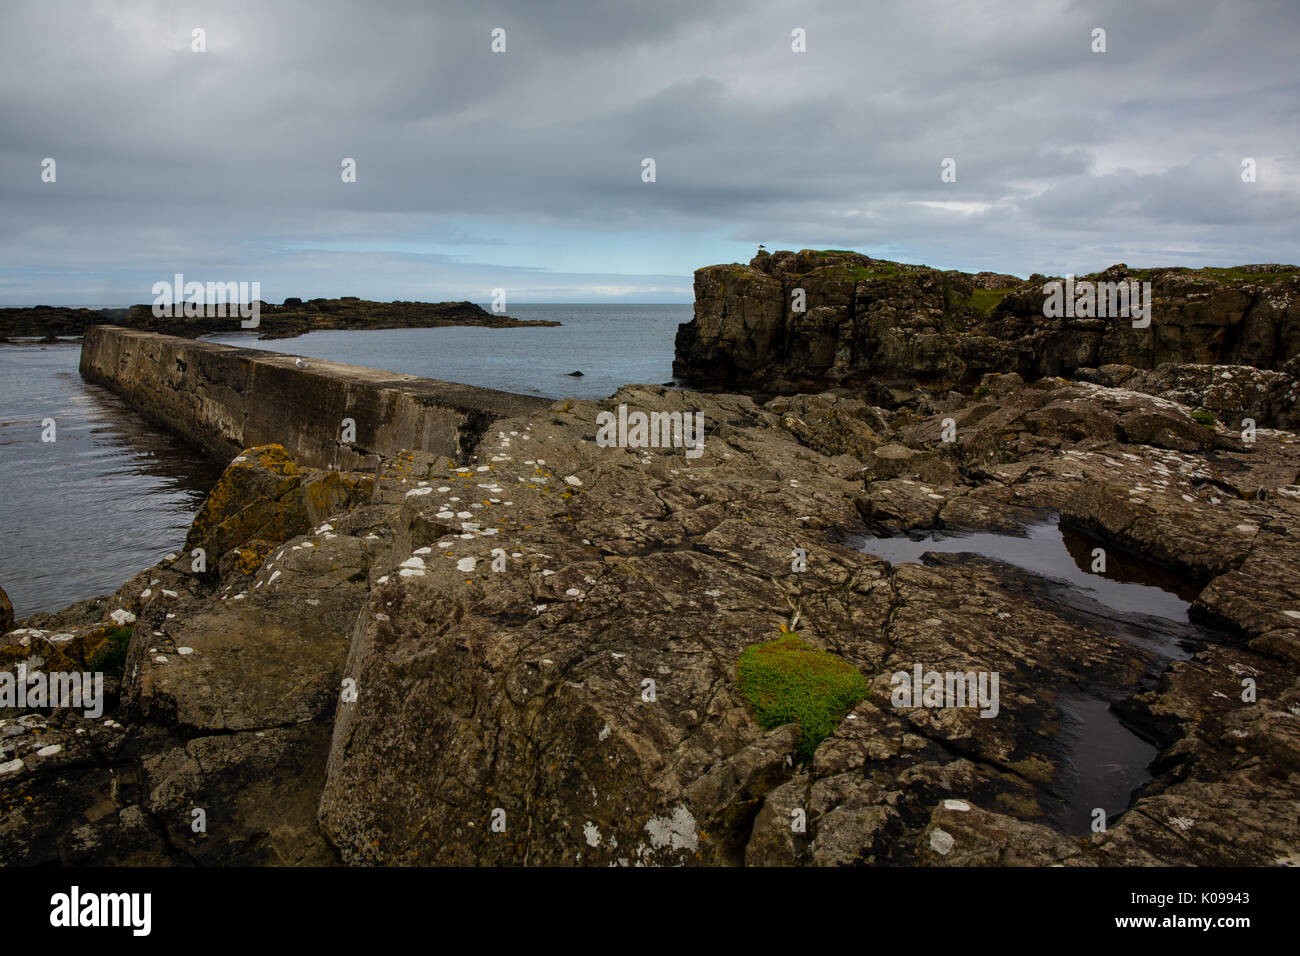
[966,287,1013,314]
[737,632,868,762]
[808,251,1299,287]
[1126,265,1299,285]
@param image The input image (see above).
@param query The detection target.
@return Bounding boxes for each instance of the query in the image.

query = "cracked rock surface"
[4,373,1300,866]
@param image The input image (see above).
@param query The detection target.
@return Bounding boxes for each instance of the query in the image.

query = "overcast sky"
[1,0,1297,305]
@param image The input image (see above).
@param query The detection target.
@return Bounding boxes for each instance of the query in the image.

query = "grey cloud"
[0,0,1296,302]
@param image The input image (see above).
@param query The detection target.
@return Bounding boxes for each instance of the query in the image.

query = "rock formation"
[4,369,1299,865]
[674,250,1300,401]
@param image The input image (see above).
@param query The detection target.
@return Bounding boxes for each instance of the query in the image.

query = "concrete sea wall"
[79,326,551,470]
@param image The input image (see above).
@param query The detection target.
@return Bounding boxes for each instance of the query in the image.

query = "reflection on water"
[850,517,1210,836]
[848,517,1195,622]
[1049,689,1159,835]
[0,343,222,618]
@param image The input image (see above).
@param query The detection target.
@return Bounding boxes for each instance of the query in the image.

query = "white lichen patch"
[929,828,955,855]
[642,805,698,853]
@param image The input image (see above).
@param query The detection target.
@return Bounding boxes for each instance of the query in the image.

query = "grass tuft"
[736,631,868,762]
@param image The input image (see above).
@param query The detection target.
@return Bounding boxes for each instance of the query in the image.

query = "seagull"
[294,358,310,368]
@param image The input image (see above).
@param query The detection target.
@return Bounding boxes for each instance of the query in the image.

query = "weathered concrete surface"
[79,326,550,470]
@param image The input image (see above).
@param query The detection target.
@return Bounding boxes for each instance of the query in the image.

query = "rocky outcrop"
[79,327,550,470]
[1075,360,1300,432]
[0,298,557,341]
[7,352,1300,866]
[674,250,1300,398]
[0,444,379,865]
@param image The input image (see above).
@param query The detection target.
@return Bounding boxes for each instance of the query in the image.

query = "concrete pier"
[79,326,551,469]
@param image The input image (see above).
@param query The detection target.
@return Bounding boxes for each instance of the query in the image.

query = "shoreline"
[2,256,1298,866]
[0,297,561,342]
[4,341,1299,864]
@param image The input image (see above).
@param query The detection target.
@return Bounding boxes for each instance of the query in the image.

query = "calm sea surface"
[0,304,689,617]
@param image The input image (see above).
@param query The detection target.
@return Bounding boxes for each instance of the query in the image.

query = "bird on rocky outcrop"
[294,358,310,368]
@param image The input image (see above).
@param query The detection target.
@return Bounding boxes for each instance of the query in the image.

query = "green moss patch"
[89,625,133,678]
[850,263,921,283]
[966,287,1013,314]
[1191,409,1217,428]
[736,632,868,761]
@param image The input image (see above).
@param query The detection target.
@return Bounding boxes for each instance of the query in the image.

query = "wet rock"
[0,715,174,866]
[142,725,337,865]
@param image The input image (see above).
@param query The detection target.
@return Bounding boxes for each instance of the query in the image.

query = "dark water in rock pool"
[851,519,1218,835]
[0,305,688,618]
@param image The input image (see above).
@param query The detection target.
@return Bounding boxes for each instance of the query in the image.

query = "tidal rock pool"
[851,517,1219,836]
